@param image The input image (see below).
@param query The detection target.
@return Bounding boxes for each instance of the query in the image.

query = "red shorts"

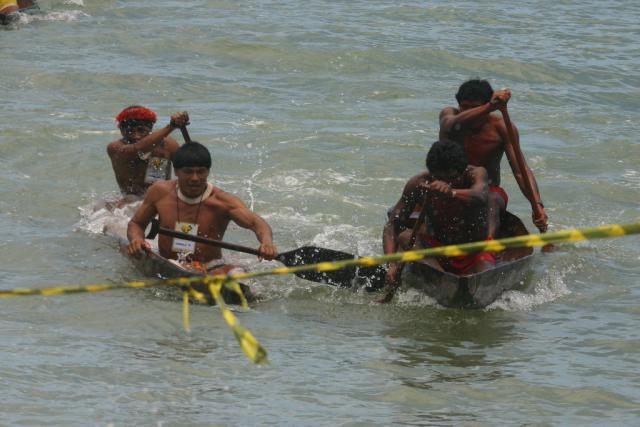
[489,185,509,207]
[419,234,496,275]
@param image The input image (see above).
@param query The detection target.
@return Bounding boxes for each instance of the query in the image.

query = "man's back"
[440,106,508,186]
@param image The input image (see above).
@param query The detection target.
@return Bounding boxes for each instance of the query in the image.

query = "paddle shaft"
[502,106,554,251]
[155,226,264,258]
[180,126,191,143]
[501,107,538,208]
[150,224,387,288]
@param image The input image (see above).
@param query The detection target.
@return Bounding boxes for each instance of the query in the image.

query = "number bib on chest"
[171,221,198,253]
[144,157,170,184]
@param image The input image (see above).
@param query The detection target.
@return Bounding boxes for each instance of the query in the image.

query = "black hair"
[455,79,494,104]
[120,119,153,129]
[426,140,468,174]
[173,141,212,170]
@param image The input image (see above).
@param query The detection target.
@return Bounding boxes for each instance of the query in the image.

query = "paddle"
[501,104,554,252]
[180,125,191,143]
[146,220,387,289]
[171,124,387,287]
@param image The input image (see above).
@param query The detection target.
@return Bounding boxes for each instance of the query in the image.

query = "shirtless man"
[439,79,548,235]
[379,140,493,303]
[127,141,278,273]
[107,106,186,199]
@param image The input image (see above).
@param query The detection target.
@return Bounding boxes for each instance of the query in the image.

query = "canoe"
[123,245,254,305]
[400,211,534,308]
[100,216,254,306]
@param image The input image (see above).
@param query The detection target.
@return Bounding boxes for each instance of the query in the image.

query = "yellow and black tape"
[220,221,640,282]
[0,274,268,364]
[1,220,638,364]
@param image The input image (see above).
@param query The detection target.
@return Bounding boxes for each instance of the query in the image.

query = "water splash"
[16,10,89,24]
[75,197,140,238]
[487,263,576,311]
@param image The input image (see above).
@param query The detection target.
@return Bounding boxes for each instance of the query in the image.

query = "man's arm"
[439,89,511,139]
[107,112,188,159]
[447,166,489,205]
[500,122,548,231]
[164,136,181,160]
[378,175,425,303]
[439,105,494,139]
[382,174,426,255]
[126,185,161,256]
[223,194,278,260]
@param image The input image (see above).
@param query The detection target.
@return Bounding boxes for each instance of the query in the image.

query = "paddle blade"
[276,246,358,287]
[355,265,387,291]
[276,246,388,290]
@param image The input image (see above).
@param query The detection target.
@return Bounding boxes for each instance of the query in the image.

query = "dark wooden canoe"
[400,211,534,308]
[118,238,254,305]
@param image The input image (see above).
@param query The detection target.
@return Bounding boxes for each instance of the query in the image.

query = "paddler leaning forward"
[107,106,186,204]
[126,141,278,279]
[378,140,493,303]
[439,80,548,235]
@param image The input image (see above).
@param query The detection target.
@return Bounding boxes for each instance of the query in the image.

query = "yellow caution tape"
[210,282,268,364]
[1,220,638,364]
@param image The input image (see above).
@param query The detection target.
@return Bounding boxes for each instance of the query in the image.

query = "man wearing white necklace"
[126,142,278,270]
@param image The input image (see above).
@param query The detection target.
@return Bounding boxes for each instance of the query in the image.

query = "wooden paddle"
[180,125,191,143]
[501,105,554,252]
[146,220,387,289]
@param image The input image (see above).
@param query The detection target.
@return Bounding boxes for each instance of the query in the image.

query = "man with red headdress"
[107,106,188,199]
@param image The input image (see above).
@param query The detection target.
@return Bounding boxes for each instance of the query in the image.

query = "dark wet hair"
[455,79,494,104]
[426,140,468,174]
[173,141,212,170]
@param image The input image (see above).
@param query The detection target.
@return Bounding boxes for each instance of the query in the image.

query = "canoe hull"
[119,238,253,305]
[402,253,533,308]
[400,211,534,308]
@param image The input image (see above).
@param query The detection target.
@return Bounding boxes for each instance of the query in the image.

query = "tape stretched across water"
[1,221,639,363]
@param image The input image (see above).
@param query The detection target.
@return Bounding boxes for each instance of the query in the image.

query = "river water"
[2,1,639,425]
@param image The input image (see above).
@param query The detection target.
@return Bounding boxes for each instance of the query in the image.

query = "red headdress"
[116,106,157,124]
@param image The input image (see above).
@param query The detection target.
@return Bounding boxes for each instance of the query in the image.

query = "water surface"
[1,0,639,425]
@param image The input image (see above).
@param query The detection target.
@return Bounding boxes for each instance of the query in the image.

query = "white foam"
[20,10,89,24]
[244,120,266,128]
[76,197,140,238]
[396,288,440,307]
[487,264,575,311]
[311,223,369,252]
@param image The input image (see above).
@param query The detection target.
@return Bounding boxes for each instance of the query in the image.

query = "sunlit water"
[1,1,639,425]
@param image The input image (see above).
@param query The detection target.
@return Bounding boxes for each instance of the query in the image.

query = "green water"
[1,0,639,425]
